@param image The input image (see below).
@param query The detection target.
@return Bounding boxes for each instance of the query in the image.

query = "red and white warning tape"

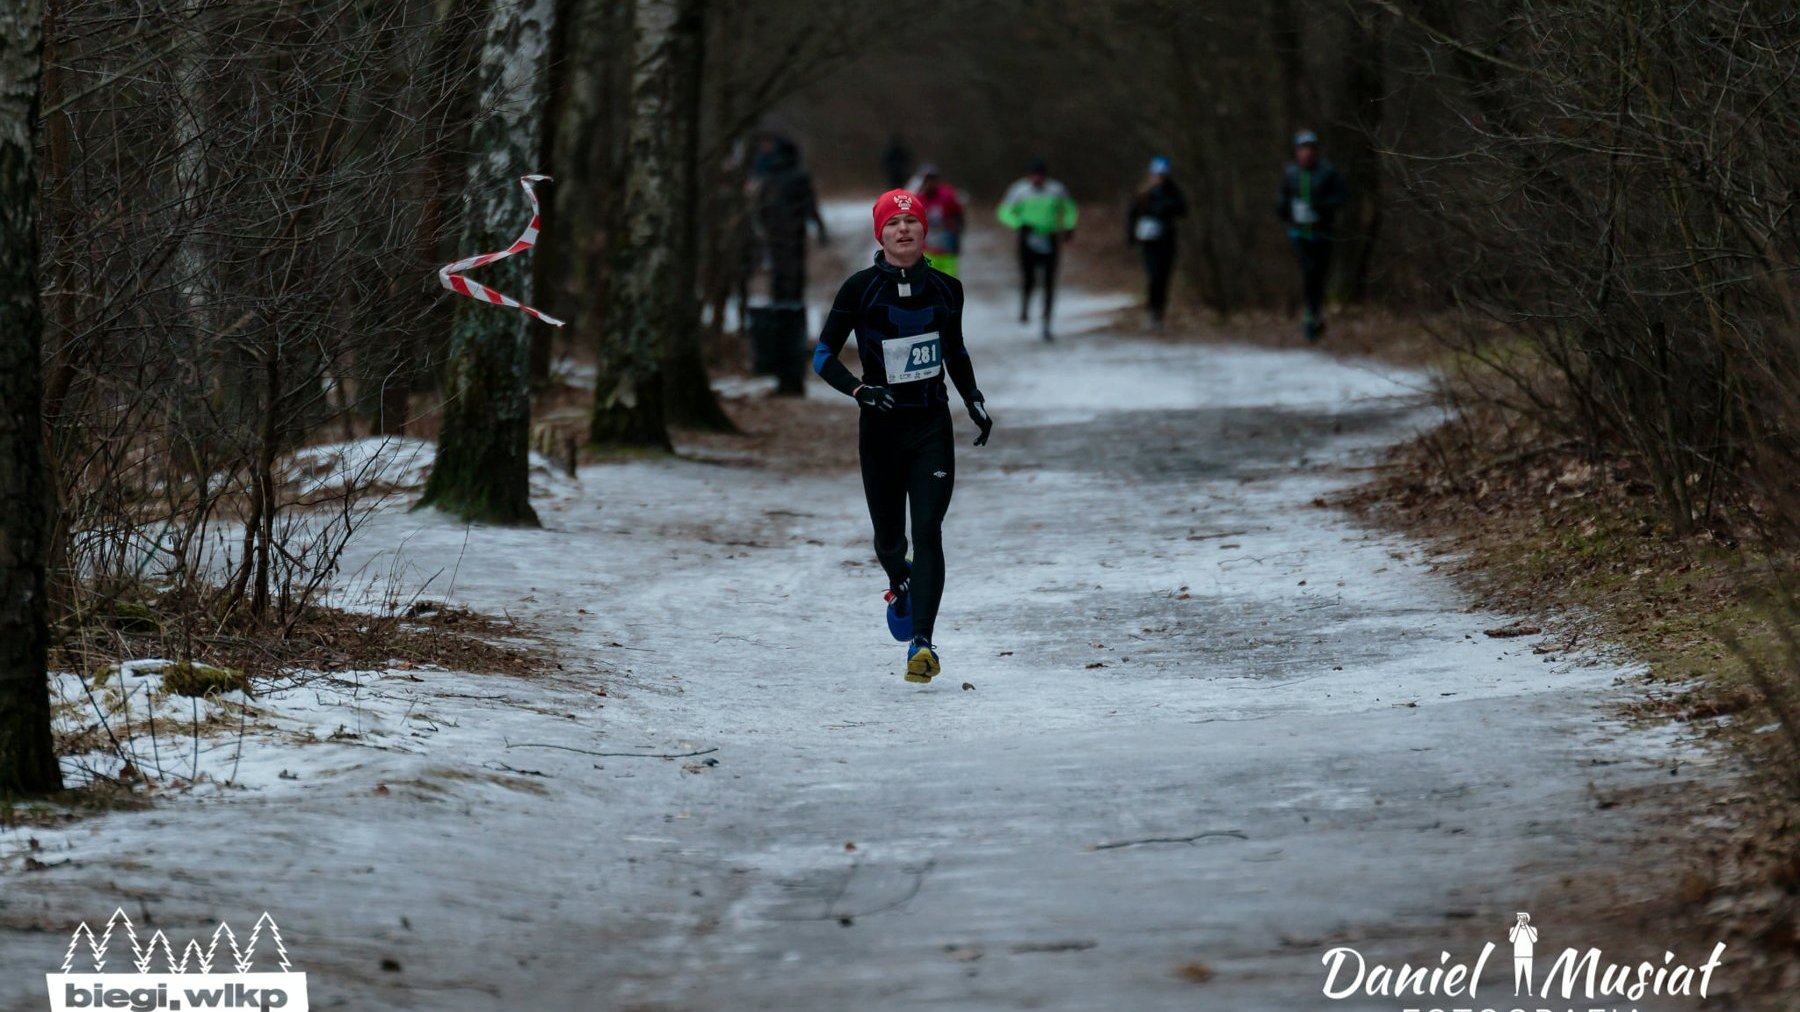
[437,174,566,327]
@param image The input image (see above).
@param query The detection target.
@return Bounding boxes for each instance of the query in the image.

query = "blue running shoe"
[904,637,940,684]
[885,580,912,642]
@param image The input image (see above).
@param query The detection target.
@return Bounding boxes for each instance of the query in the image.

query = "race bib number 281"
[883,331,943,384]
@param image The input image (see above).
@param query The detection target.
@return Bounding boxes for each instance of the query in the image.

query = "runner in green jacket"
[998,158,1078,341]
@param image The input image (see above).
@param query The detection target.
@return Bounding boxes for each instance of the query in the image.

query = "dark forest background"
[5,0,1800,804]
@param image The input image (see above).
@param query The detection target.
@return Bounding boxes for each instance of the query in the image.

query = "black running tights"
[859,405,956,642]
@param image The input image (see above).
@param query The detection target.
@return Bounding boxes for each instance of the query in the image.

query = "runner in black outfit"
[813,189,993,683]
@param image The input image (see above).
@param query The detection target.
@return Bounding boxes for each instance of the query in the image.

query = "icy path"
[0,218,1702,1011]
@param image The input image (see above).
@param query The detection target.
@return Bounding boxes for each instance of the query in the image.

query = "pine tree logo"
[47,909,308,1010]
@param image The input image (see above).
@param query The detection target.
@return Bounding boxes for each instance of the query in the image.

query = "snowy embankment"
[0,207,1715,1011]
[41,435,582,798]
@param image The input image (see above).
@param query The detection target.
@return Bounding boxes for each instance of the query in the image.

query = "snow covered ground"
[0,211,1721,1011]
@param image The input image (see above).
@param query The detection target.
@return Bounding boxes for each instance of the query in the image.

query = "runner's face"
[1296,143,1319,169]
[882,212,923,263]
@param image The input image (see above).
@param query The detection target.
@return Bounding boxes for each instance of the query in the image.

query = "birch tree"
[419,0,555,524]
[0,0,64,796]
[588,0,682,450]
[543,0,628,394]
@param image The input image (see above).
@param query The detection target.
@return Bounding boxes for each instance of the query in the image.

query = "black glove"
[967,398,993,446]
[855,384,895,412]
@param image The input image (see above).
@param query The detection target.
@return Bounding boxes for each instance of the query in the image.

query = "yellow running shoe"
[904,638,939,683]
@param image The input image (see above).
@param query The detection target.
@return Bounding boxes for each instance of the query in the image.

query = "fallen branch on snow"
[1091,830,1248,851]
[503,739,719,760]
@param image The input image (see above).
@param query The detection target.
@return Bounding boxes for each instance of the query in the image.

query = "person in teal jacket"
[1276,130,1349,342]
[998,158,1078,341]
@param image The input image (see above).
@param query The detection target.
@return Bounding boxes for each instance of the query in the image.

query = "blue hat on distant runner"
[1293,130,1320,148]
[1149,156,1172,176]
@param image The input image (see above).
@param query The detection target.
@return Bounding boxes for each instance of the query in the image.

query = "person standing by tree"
[812,190,993,684]
[1276,130,1348,342]
[1127,156,1186,330]
[998,157,1077,342]
[0,0,64,796]
[752,136,828,304]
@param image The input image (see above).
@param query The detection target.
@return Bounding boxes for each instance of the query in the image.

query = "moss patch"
[160,662,251,698]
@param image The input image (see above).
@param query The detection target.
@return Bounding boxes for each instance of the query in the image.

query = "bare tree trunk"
[419,0,557,524]
[0,0,64,797]
[349,2,423,435]
[37,0,78,624]
[406,0,491,433]
[660,0,734,431]
[589,0,679,450]
[697,0,745,361]
[1333,4,1385,304]
[1267,0,1318,130]
[1167,19,1234,314]
[540,0,625,393]
[530,0,577,390]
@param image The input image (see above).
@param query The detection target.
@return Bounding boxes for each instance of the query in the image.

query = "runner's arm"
[1318,167,1350,212]
[813,278,863,398]
[1167,182,1188,220]
[996,181,1027,230]
[941,283,981,404]
[800,174,828,239]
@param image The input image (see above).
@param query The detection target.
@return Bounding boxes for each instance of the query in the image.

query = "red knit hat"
[872,189,928,242]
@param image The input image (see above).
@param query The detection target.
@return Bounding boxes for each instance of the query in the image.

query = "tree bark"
[350,2,421,436]
[37,0,78,624]
[407,0,491,430]
[0,0,64,796]
[419,0,557,525]
[1332,5,1385,303]
[540,0,627,394]
[1268,0,1319,131]
[588,0,680,450]
[659,0,735,431]
[530,0,577,390]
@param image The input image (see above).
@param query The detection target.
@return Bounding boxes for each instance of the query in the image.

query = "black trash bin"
[748,302,808,396]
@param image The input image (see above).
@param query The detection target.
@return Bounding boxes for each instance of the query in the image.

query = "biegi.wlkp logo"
[47,909,308,1011]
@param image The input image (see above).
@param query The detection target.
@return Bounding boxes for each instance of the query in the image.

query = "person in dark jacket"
[1127,156,1187,330]
[1276,130,1349,341]
[752,135,828,303]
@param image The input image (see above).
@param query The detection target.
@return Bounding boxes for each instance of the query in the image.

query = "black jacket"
[1277,161,1349,239]
[1127,180,1188,244]
[813,253,980,410]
